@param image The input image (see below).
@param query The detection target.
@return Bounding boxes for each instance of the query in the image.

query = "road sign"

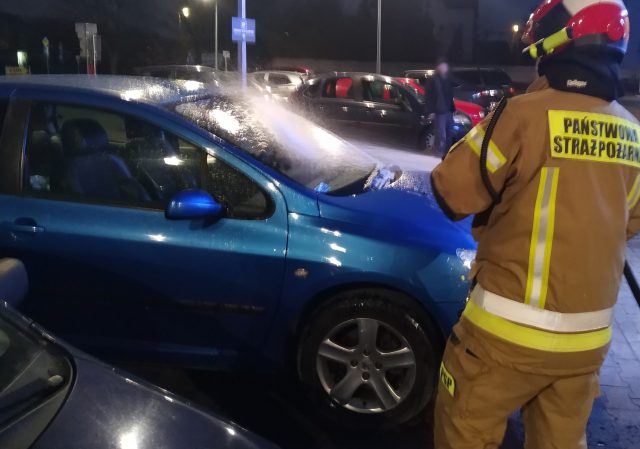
[5,66,29,76]
[232,17,256,43]
[223,50,230,59]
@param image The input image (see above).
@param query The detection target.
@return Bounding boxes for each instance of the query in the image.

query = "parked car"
[403,67,516,111]
[0,75,474,427]
[134,65,222,86]
[250,71,305,101]
[395,77,486,126]
[0,258,278,449]
[269,66,315,81]
[290,72,474,152]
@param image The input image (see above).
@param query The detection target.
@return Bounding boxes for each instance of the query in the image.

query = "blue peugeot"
[0,76,475,427]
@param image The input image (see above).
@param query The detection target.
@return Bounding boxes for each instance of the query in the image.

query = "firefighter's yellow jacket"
[431,77,640,374]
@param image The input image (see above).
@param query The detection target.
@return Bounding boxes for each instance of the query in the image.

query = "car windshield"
[174,95,379,193]
[453,70,483,86]
[0,309,70,423]
[481,70,512,86]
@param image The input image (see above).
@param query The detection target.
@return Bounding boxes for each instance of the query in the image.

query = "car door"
[0,94,289,366]
[313,77,363,126]
[360,79,419,144]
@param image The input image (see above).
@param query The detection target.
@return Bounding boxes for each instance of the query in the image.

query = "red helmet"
[523,0,630,59]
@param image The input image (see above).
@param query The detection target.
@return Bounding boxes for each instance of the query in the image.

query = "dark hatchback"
[290,72,473,152]
[0,260,278,449]
[403,67,516,111]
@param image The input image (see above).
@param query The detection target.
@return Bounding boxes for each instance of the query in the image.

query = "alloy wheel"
[316,318,417,414]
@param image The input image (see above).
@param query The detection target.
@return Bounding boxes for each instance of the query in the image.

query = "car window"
[481,70,512,86]
[269,74,292,86]
[362,80,402,105]
[23,103,271,220]
[323,77,354,99]
[452,70,482,86]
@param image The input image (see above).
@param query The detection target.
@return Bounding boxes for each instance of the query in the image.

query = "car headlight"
[453,111,472,127]
[456,249,477,270]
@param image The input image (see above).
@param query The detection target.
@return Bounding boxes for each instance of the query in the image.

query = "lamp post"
[376,0,382,74]
[202,0,219,70]
[238,0,247,88]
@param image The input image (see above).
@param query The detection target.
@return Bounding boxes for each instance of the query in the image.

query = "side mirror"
[165,190,224,221]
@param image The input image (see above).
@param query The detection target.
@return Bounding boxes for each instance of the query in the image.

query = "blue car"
[0,258,278,449]
[0,75,475,427]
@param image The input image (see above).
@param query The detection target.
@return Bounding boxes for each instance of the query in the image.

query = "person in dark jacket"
[425,59,456,159]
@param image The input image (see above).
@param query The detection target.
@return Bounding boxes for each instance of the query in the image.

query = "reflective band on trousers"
[471,286,613,333]
[463,301,613,353]
[525,167,560,309]
[628,174,640,210]
[466,126,507,174]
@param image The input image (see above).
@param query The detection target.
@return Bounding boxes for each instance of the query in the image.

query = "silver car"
[250,71,305,101]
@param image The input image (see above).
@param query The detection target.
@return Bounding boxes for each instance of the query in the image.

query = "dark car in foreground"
[0,75,474,427]
[403,67,516,111]
[291,72,473,152]
[0,258,277,449]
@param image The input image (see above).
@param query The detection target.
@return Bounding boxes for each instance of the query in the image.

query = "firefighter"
[431,1,636,448]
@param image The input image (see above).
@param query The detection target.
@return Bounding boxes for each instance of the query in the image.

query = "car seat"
[60,119,150,203]
[0,259,28,307]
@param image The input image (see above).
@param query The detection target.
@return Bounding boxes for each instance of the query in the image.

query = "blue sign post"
[233,0,255,89]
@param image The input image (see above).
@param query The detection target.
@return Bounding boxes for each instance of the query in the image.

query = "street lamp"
[202,0,219,70]
[512,24,520,34]
[376,0,382,74]
[181,6,191,18]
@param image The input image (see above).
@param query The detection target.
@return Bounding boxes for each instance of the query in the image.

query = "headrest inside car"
[0,259,29,308]
[61,119,109,156]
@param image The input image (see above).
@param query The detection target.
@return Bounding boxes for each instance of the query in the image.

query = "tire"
[418,126,435,154]
[298,289,441,429]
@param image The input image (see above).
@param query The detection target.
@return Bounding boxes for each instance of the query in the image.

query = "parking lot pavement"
[590,238,640,449]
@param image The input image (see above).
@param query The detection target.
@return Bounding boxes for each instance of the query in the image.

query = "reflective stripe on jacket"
[431,77,640,371]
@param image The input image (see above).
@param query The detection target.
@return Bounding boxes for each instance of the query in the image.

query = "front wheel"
[298,290,441,429]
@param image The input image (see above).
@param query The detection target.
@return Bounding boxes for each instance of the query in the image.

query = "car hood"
[317,170,475,254]
[34,352,278,449]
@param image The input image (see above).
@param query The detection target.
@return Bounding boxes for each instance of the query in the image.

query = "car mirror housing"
[165,190,224,221]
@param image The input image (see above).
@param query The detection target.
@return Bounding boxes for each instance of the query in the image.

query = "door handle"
[3,221,45,235]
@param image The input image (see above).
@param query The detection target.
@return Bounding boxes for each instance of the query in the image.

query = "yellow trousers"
[434,331,600,449]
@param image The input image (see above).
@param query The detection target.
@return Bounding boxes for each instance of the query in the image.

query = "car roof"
[0,75,214,106]
[315,72,400,82]
[136,65,218,73]
[253,70,301,76]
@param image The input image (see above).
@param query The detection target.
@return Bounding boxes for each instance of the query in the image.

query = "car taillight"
[508,87,516,95]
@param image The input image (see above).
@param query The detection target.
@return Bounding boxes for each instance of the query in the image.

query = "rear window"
[452,70,483,85]
[481,70,512,86]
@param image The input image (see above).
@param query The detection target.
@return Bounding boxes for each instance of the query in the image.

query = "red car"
[395,77,486,126]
